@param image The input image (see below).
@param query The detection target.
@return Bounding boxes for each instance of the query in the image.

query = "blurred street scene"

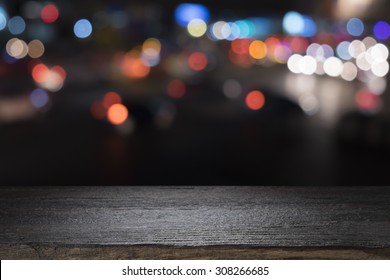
[0,0,390,185]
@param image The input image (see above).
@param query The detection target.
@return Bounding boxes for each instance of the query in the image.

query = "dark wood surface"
[1,186,390,259]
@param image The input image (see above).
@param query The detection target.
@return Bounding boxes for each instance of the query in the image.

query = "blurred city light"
[0,0,390,185]
[41,4,59,24]
[246,91,265,110]
[74,19,93,39]
[107,104,128,125]
[30,88,49,108]
[187,18,207,38]
[373,21,390,40]
[0,7,7,31]
[167,79,186,99]
[188,52,208,71]
[346,18,365,37]
[175,3,209,27]
[8,16,26,35]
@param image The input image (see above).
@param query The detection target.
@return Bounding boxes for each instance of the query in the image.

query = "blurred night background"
[0,0,390,186]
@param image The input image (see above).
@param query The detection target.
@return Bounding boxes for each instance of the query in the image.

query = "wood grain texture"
[1,245,390,260]
[0,186,389,258]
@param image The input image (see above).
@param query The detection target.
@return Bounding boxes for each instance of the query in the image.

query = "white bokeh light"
[323,57,343,77]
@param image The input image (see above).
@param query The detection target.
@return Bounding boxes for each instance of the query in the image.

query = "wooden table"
[1,186,389,259]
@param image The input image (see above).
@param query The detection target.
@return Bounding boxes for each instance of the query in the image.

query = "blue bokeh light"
[30,89,49,108]
[283,12,305,35]
[74,19,93,39]
[336,41,352,60]
[0,7,7,31]
[373,21,390,40]
[283,12,317,37]
[235,20,252,38]
[252,17,273,38]
[302,16,317,37]
[346,18,364,37]
[8,16,26,35]
[175,3,210,27]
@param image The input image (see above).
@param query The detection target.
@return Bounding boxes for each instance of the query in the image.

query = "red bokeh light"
[32,64,50,83]
[356,90,381,111]
[246,90,266,110]
[167,79,186,99]
[52,65,66,80]
[103,92,122,109]
[188,52,208,71]
[41,4,59,24]
[231,39,251,55]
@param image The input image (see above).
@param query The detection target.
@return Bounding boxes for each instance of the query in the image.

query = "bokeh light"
[51,65,67,81]
[341,62,358,81]
[167,79,186,99]
[356,52,372,71]
[187,18,207,37]
[369,43,389,61]
[302,16,317,37]
[32,64,50,83]
[28,40,45,59]
[231,39,251,55]
[356,90,381,112]
[323,57,343,77]
[283,12,304,35]
[6,38,28,59]
[223,79,242,99]
[373,21,390,40]
[0,7,6,31]
[246,90,265,110]
[8,16,26,35]
[103,92,122,109]
[41,4,59,24]
[40,69,65,92]
[107,104,128,125]
[211,21,229,40]
[371,60,389,77]
[235,19,255,38]
[141,38,161,67]
[287,54,303,74]
[249,40,267,60]
[175,3,209,27]
[74,19,93,39]
[288,36,309,53]
[226,22,240,41]
[121,51,151,79]
[188,52,208,71]
[299,55,317,75]
[30,88,49,108]
[362,37,377,49]
[346,18,364,37]
[348,40,366,58]
[142,38,161,53]
[336,41,352,60]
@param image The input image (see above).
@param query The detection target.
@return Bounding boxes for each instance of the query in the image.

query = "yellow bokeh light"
[249,40,267,60]
[142,38,161,53]
[187,18,207,38]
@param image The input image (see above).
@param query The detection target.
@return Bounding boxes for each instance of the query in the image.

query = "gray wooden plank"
[0,186,389,247]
